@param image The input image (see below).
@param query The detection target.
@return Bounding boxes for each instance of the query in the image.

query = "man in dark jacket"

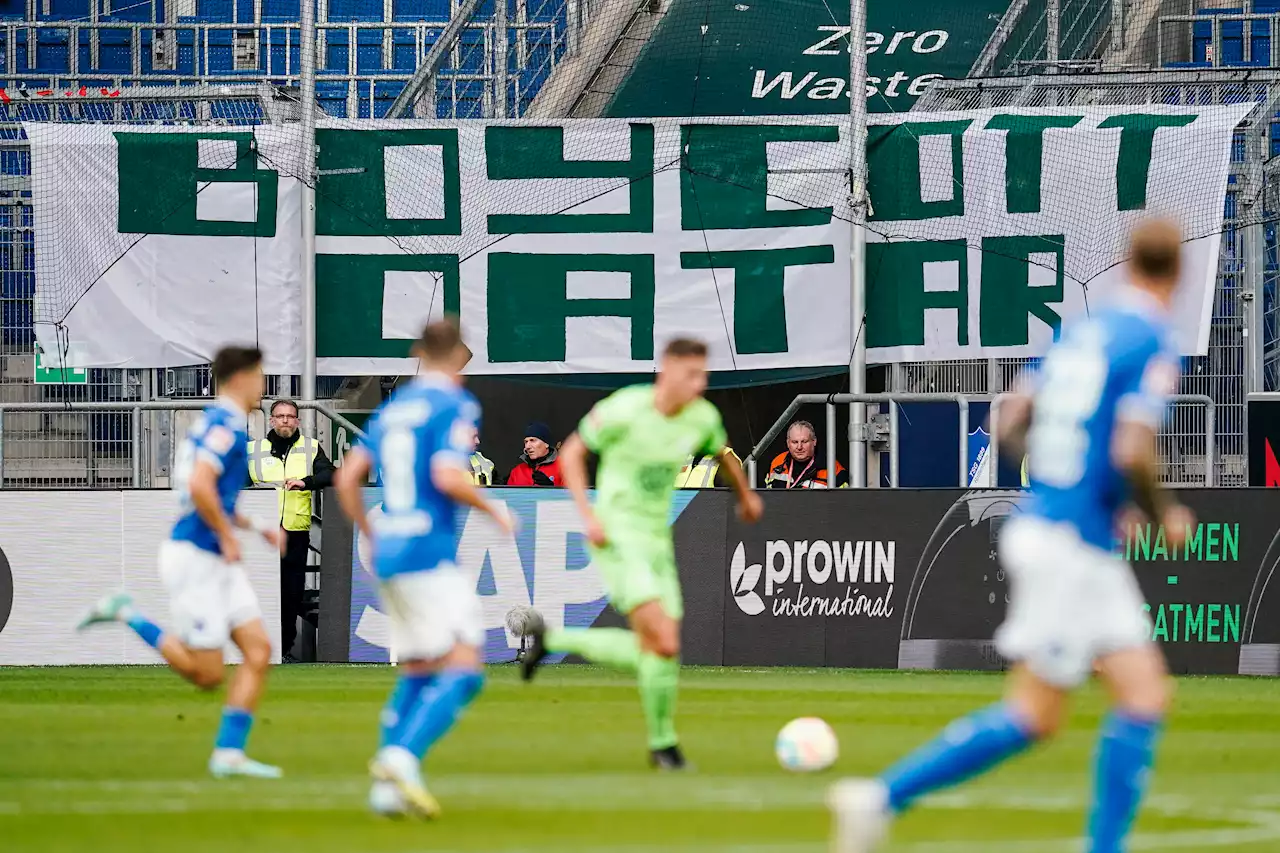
[247,400,336,661]
[506,422,564,487]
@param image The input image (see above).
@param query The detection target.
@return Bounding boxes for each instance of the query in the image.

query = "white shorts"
[996,516,1152,688]
[380,565,484,662]
[158,539,262,650]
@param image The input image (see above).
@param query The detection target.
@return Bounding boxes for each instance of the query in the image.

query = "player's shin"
[1086,712,1163,853]
[544,628,642,671]
[880,703,1037,813]
[638,652,680,750]
[393,669,485,760]
[380,673,436,747]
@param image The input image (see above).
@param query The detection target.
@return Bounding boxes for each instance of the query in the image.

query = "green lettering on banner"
[486,124,655,234]
[1185,604,1203,641]
[680,124,838,230]
[1151,526,1169,560]
[1225,605,1240,642]
[1186,523,1204,560]
[1206,523,1221,561]
[1152,605,1168,642]
[1207,604,1222,642]
[866,239,967,348]
[867,120,972,222]
[983,115,1084,214]
[487,254,655,363]
[979,235,1065,346]
[315,128,462,236]
[680,246,835,355]
[1223,524,1239,560]
[1097,114,1197,211]
[115,132,277,237]
[315,253,459,357]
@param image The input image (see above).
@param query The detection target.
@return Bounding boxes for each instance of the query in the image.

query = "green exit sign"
[34,348,88,385]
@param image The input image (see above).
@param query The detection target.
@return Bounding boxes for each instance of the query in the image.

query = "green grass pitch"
[2,665,1279,852]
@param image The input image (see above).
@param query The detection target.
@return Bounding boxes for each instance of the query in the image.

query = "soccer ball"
[775,717,838,773]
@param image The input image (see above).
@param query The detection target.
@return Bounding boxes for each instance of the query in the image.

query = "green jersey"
[579,385,728,535]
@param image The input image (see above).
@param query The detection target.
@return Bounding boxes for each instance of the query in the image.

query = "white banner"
[26,107,1248,373]
[0,491,281,665]
[863,104,1253,362]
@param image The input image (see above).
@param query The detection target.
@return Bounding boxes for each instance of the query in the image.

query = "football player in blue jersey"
[78,346,287,779]
[828,219,1196,853]
[335,318,514,819]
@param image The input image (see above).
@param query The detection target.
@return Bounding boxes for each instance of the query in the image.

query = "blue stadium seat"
[329,0,385,21]
[105,0,157,22]
[43,0,90,20]
[393,0,449,20]
[2,298,32,347]
[316,78,349,116]
[263,0,299,17]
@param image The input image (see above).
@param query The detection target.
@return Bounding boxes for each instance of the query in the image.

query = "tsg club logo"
[729,539,896,618]
[730,543,766,615]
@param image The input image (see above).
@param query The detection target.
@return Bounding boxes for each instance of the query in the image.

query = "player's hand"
[584,514,608,548]
[736,490,764,525]
[488,505,517,537]
[285,479,307,491]
[261,526,287,554]
[219,532,243,564]
[1162,503,1196,549]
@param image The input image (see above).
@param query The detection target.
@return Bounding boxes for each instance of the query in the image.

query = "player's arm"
[558,432,599,530]
[994,370,1036,463]
[433,408,514,534]
[715,447,763,523]
[334,447,375,540]
[1112,350,1193,544]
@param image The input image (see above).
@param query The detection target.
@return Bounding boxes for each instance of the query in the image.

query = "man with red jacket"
[506,422,564,487]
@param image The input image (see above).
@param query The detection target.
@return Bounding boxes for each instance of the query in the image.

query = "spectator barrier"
[0,490,281,665]
[319,487,1280,676]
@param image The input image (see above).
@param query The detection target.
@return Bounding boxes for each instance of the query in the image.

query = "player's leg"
[370,567,484,818]
[1084,579,1172,853]
[210,568,282,779]
[523,539,649,678]
[828,517,1076,852]
[629,557,686,769]
[78,591,226,686]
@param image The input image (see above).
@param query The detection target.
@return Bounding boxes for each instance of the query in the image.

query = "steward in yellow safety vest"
[675,447,742,488]
[246,400,336,531]
[468,427,496,486]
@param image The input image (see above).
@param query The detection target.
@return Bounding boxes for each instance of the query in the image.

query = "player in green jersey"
[521,337,763,769]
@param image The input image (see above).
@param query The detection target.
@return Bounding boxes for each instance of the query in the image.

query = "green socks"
[638,652,680,750]
[545,627,641,671]
[544,628,681,750]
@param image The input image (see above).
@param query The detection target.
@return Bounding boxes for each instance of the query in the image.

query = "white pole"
[849,0,868,487]
[300,0,319,431]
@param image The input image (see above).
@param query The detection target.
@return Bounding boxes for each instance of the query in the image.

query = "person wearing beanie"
[505,422,563,487]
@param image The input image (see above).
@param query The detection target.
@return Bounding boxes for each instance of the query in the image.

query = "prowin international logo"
[730,539,896,618]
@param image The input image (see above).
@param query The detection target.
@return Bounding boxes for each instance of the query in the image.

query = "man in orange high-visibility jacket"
[765,420,849,489]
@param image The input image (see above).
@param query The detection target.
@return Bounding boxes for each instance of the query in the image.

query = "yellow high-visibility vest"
[1021,455,1030,488]
[470,451,495,486]
[247,436,319,531]
[675,448,740,488]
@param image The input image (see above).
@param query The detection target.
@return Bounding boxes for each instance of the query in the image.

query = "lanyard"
[786,456,815,489]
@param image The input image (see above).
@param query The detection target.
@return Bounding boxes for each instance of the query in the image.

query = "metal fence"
[0,399,364,488]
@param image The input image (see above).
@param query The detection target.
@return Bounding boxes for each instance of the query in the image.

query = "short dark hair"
[212,346,263,385]
[414,317,464,362]
[1130,218,1182,281]
[663,337,708,359]
[271,399,299,417]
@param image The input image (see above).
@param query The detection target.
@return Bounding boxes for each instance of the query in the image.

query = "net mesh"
[5,0,1273,486]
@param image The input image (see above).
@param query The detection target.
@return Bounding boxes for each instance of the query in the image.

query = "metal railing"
[1157,12,1279,68]
[0,399,365,488]
[746,394,971,489]
[989,393,1218,486]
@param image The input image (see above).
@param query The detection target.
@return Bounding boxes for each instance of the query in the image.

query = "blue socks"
[1087,712,1162,853]
[882,703,1036,813]
[214,707,254,752]
[379,673,436,747]
[124,612,163,649]
[393,670,484,759]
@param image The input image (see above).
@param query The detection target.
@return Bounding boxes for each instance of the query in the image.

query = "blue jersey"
[171,399,250,555]
[358,373,480,580]
[1025,288,1180,551]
